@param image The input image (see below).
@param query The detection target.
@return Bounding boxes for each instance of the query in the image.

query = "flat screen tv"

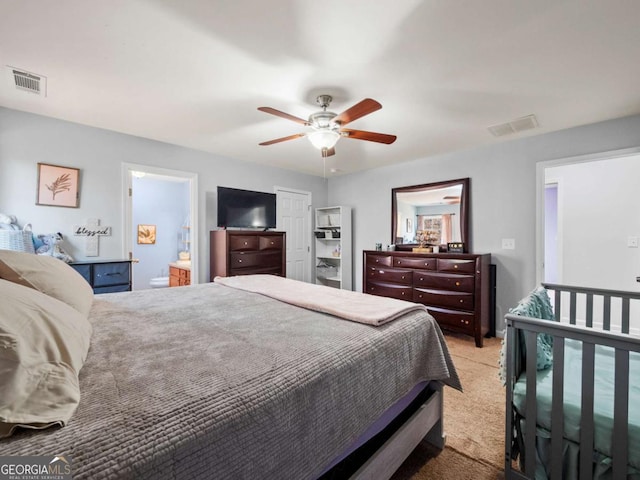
[217,186,277,229]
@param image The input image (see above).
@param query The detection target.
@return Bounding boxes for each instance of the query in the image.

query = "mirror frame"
[391,177,470,253]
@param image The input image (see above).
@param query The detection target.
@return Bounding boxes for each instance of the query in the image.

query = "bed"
[0,250,461,479]
[503,283,640,480]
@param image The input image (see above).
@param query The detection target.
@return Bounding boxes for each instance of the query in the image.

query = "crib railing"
[504,284,640,480]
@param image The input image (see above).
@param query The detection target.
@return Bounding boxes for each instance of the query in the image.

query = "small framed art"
[36,163,80,208]
[137,225,157,244]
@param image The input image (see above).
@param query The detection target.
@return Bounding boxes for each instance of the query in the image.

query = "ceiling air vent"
[488,114,538,137]
[8,67,46,96]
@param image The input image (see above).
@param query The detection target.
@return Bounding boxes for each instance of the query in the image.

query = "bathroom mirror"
[391,178,470,252]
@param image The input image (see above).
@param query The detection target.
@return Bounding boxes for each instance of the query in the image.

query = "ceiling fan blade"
[258,107,309,125]
[341,128,397,144]
[259,133,306,146]
[332,98,382,126]
[321,147,336,158]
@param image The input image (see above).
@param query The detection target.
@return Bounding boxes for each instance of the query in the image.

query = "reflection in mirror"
[392,178,469,252]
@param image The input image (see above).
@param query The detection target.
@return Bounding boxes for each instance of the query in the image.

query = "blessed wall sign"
[73,218,111,256]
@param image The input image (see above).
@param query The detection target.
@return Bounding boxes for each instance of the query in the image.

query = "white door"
[275,187,311,282]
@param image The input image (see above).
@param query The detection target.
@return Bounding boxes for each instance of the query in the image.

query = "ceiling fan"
[258,95,397,158]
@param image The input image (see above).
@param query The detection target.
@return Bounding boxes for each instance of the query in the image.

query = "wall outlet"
[628,236,639,248]
[502,238,516,250]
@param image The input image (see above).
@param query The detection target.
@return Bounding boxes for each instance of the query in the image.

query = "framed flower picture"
[36,163,80,208]
[137,224,157,244]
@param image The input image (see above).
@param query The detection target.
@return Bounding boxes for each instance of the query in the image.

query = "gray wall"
[3,105,640,332]
[0,107,328,283]
[327,114,640,332]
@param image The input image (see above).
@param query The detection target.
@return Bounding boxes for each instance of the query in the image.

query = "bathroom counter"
[169,263,191,287]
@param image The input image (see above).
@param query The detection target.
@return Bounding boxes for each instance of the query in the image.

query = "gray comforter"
[2,282,460,479]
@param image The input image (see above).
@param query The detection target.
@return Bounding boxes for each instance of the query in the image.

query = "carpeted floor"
[392,333,505,480]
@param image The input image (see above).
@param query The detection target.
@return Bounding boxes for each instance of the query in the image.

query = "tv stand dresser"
[363,250,491,347]
[210,230,286,280]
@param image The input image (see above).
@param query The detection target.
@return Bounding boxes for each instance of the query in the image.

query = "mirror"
[392,178,470,252]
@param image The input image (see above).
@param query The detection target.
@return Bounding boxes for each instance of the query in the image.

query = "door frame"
[535,146,640,284]
[122,162,199,285]
[274,186,312,283]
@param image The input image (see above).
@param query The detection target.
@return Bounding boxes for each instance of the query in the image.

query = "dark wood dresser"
[363,251,491,347]
[210,230,286,280]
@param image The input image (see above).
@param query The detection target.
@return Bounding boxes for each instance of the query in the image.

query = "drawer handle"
[401,292,405,295]
[398,261,402,264]
[455,281,460,286]
[454,265,458,269]
[460,299,464,303]
[424,262,429,266]
[238,259,243,263]
[270,241,274,245]
[376,259,379,263]
[401,275,405,279]
[419,277,424,281]
[244,241,248,245]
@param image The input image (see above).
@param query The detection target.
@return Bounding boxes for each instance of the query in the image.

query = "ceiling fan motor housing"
[309,111,338,129]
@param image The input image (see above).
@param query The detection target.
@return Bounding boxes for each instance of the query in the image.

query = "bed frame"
[321,382,445,479]
[504,283,640,480]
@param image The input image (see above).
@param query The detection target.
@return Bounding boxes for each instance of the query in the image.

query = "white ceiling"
[1,1,640,177]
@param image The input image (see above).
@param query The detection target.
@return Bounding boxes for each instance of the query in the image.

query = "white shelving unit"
[314,206,352,290]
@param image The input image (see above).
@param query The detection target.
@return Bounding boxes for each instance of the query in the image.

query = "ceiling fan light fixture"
[308,130,340,150]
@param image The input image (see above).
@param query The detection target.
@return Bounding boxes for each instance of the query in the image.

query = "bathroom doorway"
[122,163,198,290]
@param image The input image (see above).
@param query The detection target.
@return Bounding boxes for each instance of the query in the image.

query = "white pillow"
[0,249,93,316]
[0,279,92,438]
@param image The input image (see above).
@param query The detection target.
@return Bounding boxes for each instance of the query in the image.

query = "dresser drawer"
[413,272,475,293]
[94,284,130,294]
[414,288,474,310]
[437,258,476,274]
[229,235,260,251]
[427,307,475,334]
[365,281,412,300]
[259,236,283,250]
[366,254,393,267]
[366,267,412,285]
[93,262,130,287]
[230,251,281,269]
[230,266,283,276]
[393,256,436,270]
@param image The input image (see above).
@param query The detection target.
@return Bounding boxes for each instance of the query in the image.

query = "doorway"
[122,163,198,290]
[274,186,312,283]
[537,147,640,290]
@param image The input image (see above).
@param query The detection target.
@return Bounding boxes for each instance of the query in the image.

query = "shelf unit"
[314,206,352,290]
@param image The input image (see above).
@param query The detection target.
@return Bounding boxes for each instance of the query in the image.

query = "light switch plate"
[628,236,639,248]
[502,238,515,250]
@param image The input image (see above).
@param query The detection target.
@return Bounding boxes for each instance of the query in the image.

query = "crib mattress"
[513,339,640,470]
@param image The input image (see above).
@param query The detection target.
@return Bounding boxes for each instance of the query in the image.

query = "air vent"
[7,67,46,96]
[488,114,538,137]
